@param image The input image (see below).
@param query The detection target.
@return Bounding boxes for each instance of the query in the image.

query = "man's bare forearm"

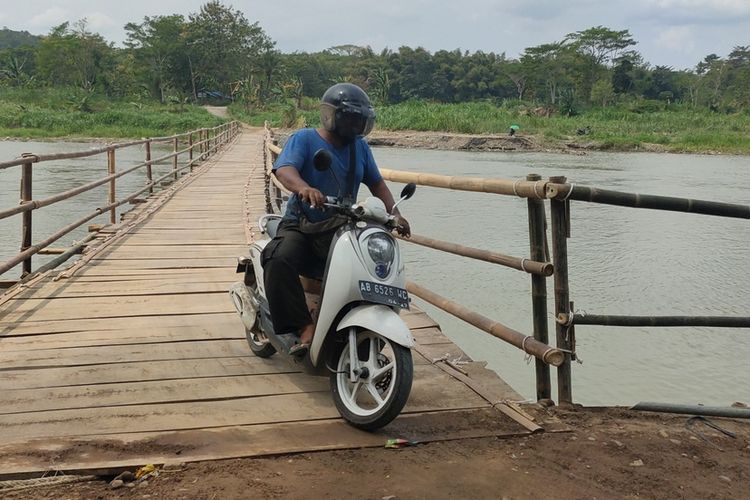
[369,179,399,215]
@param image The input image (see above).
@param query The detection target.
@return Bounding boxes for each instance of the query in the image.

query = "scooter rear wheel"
[330,330,413,431]
[246,329,277,358]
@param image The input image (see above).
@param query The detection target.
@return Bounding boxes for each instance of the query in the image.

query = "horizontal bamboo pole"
[407,280,564,366]
[0,148,185,221]
[28,233,97,278]
[0,151,203,277]
[547,183,750,220]
[0,122,238,171]
[380,168,548,199]
[398,233,553,276]
[38,248,68,255]
[562,313,750,328]
[268,143,282,155]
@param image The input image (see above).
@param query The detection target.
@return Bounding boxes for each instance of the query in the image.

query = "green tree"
[35,20,115,91]
[185,1,274,99]
[564,26,637,101]
[125,15,189,102]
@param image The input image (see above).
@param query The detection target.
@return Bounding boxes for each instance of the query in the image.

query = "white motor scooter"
[229,150,417,430]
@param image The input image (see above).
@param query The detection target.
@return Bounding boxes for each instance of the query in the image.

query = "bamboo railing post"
[107,148,116,224]
[189,133,194,171]
[527,173,551,401]
[20,154,33,276]
[172,137,179,181]
[145,140,153,193]
[550,175,573,404]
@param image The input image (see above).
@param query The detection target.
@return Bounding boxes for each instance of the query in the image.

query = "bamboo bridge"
[0,125,540,478]
[1,122,748,479]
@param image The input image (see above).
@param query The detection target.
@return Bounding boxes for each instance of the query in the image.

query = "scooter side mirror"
[313,149,332,172]
[400,182,416,200]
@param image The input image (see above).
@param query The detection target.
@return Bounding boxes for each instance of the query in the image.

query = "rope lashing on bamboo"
[533,180,545,199]
[521,335,558,366]
[553,310,585,364]
[512,178,522,197]
[560,183,576,201]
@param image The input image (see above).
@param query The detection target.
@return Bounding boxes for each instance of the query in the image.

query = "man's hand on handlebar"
[395,215,411,238]
[299,187,325,208]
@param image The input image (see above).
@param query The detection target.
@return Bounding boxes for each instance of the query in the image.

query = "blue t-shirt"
[273,128,383,223]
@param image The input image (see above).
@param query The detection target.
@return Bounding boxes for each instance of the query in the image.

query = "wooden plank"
[14,279,235,300]
[0,363,452,415]
[412,326,454,345]
[74,266,239,277]
[0,321,244,351]
[0,368,488,444]
[0,339,249,369]
[400,310,440,330]
[0,357,281,391]
[0,293,234,324]
[0,312,240,336]
[77,258,235,269]
[91,245,247,259]
[0,408,526,478]
[0,373,328,415]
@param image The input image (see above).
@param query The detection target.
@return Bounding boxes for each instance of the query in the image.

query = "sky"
[1,0,749,70]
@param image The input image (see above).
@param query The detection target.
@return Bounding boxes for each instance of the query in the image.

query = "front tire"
[330,330,413,431]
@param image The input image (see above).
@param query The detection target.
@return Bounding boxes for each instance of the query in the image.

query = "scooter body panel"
[336,304,414,347]
[310,226,407,365]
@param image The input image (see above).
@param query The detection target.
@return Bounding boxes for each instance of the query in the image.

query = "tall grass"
[0,87,226,139]
[231,99,750,154]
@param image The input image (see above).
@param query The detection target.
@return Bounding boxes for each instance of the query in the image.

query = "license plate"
[359,281,410,309]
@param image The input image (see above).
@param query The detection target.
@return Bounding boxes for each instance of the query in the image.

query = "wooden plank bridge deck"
[0,129,527,477]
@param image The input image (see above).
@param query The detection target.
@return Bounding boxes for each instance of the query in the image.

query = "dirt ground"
[4,407,747,500]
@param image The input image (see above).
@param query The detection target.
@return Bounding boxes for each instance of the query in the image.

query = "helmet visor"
[337,106,375,138]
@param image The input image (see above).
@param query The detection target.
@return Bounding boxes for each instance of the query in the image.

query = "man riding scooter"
[262,83,411,358]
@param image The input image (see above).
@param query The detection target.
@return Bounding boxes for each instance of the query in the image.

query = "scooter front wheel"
[330,330,413,431]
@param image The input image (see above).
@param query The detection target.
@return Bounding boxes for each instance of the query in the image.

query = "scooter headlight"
[366,233,395,279]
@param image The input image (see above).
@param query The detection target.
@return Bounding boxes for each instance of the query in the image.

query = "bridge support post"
[550,175,574,405]
[20,155,33,276]
[189,133,194,171]
[527,173,551,401]
[107,148,116,224]
[145,140,153,193]
[173,137,179,181]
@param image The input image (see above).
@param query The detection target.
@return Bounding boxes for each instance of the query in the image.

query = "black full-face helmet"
[320,83,375,143]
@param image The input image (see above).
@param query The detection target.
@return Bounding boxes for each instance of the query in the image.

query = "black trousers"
[261,221,335,335]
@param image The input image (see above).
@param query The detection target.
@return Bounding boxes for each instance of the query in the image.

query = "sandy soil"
[5,407,747,500]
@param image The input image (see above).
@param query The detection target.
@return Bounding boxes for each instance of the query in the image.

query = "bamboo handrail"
[547,183,750,220]
[407,281,565,366]
[0,121,240,277]
[397,233,553,276]
[0,146,198,221]
[0,123,231,171]
[380,168,549,199]
[560,313,750,328]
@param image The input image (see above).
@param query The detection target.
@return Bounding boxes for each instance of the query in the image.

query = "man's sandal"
[289,342,310,358]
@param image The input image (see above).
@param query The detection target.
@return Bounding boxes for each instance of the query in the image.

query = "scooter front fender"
[336,305,414,348]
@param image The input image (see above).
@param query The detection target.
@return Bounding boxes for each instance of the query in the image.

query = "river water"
[0,141,173,271]
[1,140,748,406]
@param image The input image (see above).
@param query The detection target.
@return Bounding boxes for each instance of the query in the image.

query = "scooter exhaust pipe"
[229,282,259,331]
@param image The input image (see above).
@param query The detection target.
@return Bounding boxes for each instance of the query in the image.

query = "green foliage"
[1,4,750,153]
[0,28,40,49]
[0,86,224,138]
